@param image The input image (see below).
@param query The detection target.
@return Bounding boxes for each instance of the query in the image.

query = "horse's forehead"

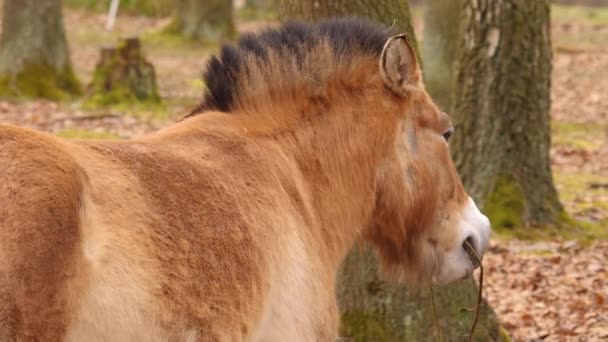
[409,95,451,132]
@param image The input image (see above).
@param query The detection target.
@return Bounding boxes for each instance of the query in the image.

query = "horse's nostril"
[463,236,480,269]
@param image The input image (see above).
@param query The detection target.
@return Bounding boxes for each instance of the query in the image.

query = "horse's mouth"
[463,237,481,269]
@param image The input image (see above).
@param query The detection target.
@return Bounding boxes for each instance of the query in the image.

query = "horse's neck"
[270,110,392,266]
[178,107,394,266]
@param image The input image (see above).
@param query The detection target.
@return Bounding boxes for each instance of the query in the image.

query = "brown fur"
[0,19,468,341]
[0,127,84,340]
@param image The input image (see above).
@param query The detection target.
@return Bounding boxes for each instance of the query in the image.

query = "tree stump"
[86,37,161,106]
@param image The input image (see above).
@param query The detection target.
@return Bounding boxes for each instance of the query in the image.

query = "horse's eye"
[443,127,454,142]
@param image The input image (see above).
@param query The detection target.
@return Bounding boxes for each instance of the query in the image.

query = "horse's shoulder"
[0,125,84,341]
[0,124,84,188]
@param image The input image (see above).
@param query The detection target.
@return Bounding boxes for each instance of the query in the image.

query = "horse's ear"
[379,34,420,96]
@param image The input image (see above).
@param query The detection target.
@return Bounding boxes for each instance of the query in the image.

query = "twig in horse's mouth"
[429,242,483,342]
[463,240,484,342]
[464,239,481,268]
[429,285,443,342]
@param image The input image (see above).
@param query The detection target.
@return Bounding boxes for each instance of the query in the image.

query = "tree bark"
[166,0,235,43]
[276,0,420,61]
[422,0,463,112]
[0,0,81,99]
[277,1,505,340]
[452,0,564,227]
[338,244,504,341]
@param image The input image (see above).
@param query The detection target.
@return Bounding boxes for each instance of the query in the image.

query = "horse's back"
[0,126,208,340]
[0,125,84,341]
[0,123,322,341]
[65,132,273,340]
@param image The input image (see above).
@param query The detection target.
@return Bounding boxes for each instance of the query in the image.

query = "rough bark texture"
[86,37,161,106]
[452,0,564,227]
[276,0,420,61]
[166,0,235,43]
[0,0,81,99]
[277,2,505,340]
[422,0,463,112]
[337,244,506,341]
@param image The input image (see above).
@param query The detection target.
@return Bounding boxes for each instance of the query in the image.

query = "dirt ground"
[0,4,606,342]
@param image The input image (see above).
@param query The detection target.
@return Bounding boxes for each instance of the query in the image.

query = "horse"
[0,18,491,341]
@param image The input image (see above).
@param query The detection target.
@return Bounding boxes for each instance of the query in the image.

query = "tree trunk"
[244,0,272,9]
[0,0,81,100]
[338,244,505,341]
[86,37,161,106]
[166,0,235,43]
[422,0,463,112]
[452,0,564,227]
[119,0,173,17]
[277,2,505,340]
[276,0,420,61]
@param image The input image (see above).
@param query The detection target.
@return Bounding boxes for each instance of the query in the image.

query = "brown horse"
[0,18,490,341]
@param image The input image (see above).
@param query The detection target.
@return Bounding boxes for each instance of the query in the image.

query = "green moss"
[552,121,606,150]
[86,87,134,106]
[554,172,606,202]
[568,219,608,243]
[492,216,607,246]
[490,205,607,245]
[85,37,163,113]
[498,326,512,341]
[55,128,121,140]
[84,86,160,107]
[340,296,510,342]
[158,16,183,36]
[84,56,167,120]
[83,96,168,121]
[188,78,206,93]
[552,4,608,26]
[339,278,505,341]
[480,176,583,242]
[0,63,82,101]
[340,310,400,341]
[484,176,526,230]
[551,4,608,49]
[236,5,277,21]
[484,160,608,243]
[552,172,608,243]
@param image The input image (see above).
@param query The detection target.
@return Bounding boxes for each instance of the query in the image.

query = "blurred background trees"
[275,0,419,60]
[0,0,81,99]
[64,0,173,17]
[1,0,606,340]
[64,0,236,42]
[422,0,462,111]
[164,0,236,42]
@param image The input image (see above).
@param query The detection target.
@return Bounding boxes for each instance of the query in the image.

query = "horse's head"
[365,34,491,285]
[186,17,490,285]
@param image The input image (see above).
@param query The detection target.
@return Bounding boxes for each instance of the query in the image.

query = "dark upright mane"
[186,17,395,117]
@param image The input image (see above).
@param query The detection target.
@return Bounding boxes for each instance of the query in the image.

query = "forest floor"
[0,4,607,342]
